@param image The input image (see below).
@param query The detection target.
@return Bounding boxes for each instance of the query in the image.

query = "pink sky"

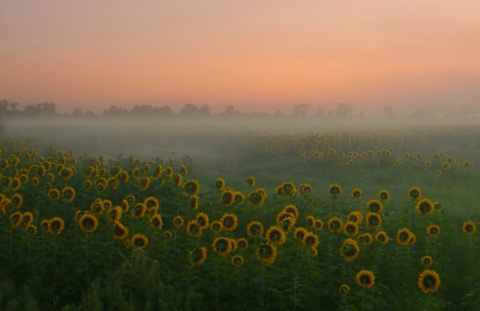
[1,1,480,114]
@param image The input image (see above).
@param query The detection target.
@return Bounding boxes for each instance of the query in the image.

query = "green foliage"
[0,125,480,310]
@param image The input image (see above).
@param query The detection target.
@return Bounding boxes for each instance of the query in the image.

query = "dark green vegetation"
[1,117,479,310]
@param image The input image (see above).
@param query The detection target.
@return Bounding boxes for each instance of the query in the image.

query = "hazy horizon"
[1,1,480,114]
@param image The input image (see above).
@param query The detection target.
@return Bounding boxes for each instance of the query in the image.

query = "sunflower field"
[1,119,480,310]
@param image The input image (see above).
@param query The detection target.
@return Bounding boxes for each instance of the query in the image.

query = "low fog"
[2,113,479,170]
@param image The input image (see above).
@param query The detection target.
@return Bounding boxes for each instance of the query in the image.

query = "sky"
[1,0,480,114]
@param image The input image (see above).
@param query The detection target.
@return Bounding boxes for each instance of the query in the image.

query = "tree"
[293,104,310,117]
[198,104,211,116]
[334,103,352,118]
[179,103,199,116]
[225,105,240,116]
[155,105,175,116]
[72,108,83,117]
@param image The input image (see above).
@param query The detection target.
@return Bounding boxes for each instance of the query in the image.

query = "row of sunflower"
[0,138,479,310]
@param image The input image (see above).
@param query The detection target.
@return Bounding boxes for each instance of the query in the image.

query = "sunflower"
[164,230,173,239]
[339,284,350,295]
[48,217,65,235]
[153,165,163,178]
[18,174,28,184]
[282,181,296,196]
[351,188,362,201]
[343,221,359,236]
[408,186,422,200]
[40,219,50,231]
[183,180,200,196]
[118,171,130,183]
[356,270,375,289]
[347,211,363,224]
[229,239,238,252]
[164,166,173,178]
[426,225,440,238]
[212,237,232,256]
[306,215,315,228]
[302,232,319,249]
[138,178,151,191]
[366,212,382,230]
[246,221,264,238]
[11,177,21,191]
[11,193,23,209]
[248,190,266,206]
[231,255,244,267]
[189,247,207,266]
[113,221,129,240]
[378,189,390,202]
[196,212,209,229]
[328,184,342,199]
[186,220,203,238]
[180,164,188,174]
[327,217,343,233]
[222,188,235,206]
[237,238,249,250]
[131,234,149,249]
[280,217,295,233]
[396,228,413,246]
[416,198,434,215]
[299,183,313,195]
[277,211,294,225]
[245,176,255,187]
[107,206,123,222]
[31,176,40,187]
[215,178,226,190]
[375,231,389,244]
[356,233,373,246]
[48,188,61,200]
[150,214,163,230]
[265,226,286,246]
[9,211,23,228]
[22,212,34,226]
[2,176,12,187]
[210,220,223,233]
[59,167,74,179]
[282,204,299,220]
[25,224,37,235]
[255,244,277,265]
[421,255,434,268]
[462,221,476,234]
[233,192,245,204]
[173,215,185,228]
[294,227,308,240]
[188,195,199,210]
[131,203,147,219]
[143,196,160,211]
[221,213,238,232]
[78,214,98,233]
[340,238,360,261]
[90,200,105,214]
[418,270,441,294]
[365,199,382,213]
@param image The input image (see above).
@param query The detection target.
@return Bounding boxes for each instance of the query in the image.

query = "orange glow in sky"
[1,1,480,114]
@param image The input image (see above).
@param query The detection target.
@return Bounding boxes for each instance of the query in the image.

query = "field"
[1,116,480,310]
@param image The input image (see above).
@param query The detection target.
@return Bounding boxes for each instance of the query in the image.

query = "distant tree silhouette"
[293,104,310,117]
[72,108,83,117]
[23,102,57,116]
[104,105,129,116]
[130,105,153,116]
[154,105,175,116]
[198,104,211,116]
[225,105,241,116]
[334,103,352,118]
[179,103,199,116]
